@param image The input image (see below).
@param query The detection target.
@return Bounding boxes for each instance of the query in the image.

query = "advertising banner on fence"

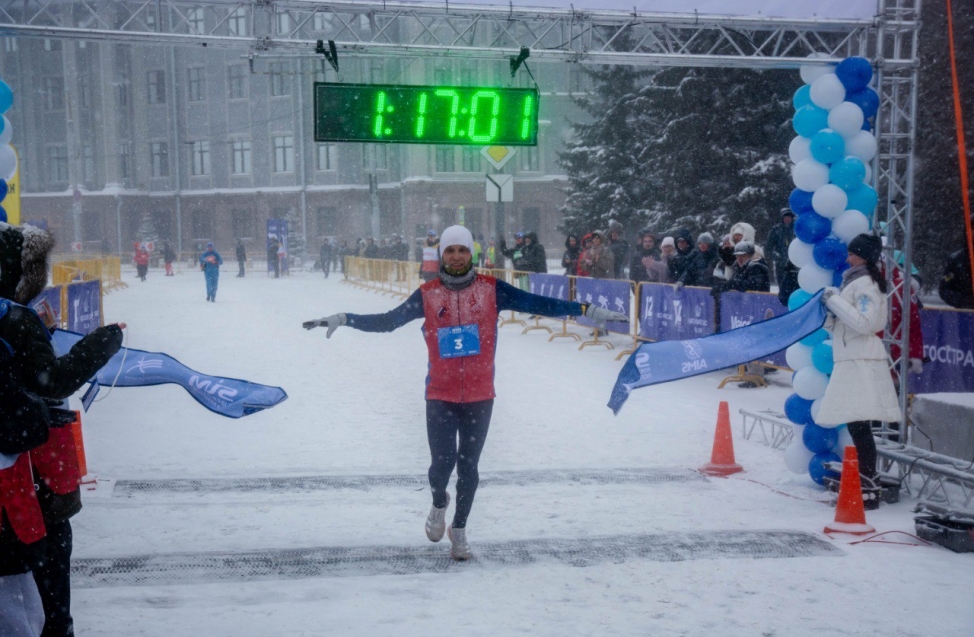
[52,330,289,419]
[608,291,827,414]
[718,290,788,367]
[528,273,570,319]
[574,278,630,333]
[66,280,101,335]
[638,284,715,342]
[910,308,974,393]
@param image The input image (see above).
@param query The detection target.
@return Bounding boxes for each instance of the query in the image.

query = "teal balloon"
[793,85,812,110]
[788,289,813,311]
[829,157,866,191]
[812,341,834,375]
[792,105,829,138]
[809,130,845,165]
[800,328,829,348]
[0,81,11,114]
[846,184,878,214]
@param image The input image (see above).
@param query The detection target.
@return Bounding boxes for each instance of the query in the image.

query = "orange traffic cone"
[700,401,743,477]
[824,445,875,535]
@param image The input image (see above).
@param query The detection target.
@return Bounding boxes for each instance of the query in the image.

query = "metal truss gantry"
[0,0,923,426]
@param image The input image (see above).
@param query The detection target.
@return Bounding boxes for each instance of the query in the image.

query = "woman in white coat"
[815,233,901,508]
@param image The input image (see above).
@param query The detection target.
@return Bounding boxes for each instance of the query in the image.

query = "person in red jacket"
[133,243,149,282]
[303,225,626,561]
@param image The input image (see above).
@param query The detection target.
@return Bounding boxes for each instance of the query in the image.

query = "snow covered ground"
[68,265,973,637]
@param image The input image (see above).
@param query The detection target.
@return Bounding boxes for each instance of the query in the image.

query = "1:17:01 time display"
[313,83,540,146]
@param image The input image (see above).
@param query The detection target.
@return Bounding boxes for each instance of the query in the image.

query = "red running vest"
[421,275,498,403]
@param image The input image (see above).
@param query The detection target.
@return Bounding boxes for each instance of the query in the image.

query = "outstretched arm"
[303,288,425,337]
[495,280,628,323]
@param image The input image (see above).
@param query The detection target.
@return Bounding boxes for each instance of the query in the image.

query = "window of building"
[433,67,451,85]
[519,145,540,172]
[150,142,170,177]
[272,135,294,173]
[43,39,60,52]
[522,207,541,234]
[435,146,455,173]
[187,67,205,102]
[316,207,338,236]
[316,143,336,171]
[190,141,210,176]
[188,7,205,34]
[361,145,388,170]
[231,139,251,174]
[459,67,476,86]
[231,209,255,239]
[117,81,129,107]
[461,147,481,172]
[78,82,90,109]
[144,9,156,29]
[227,7,247,36]
[227,65,247,100]
[82,145,96,184]
[3,38,17,52]
[47,146,69,182]
[147,70,166,104]
[43,77,64,110]
[276,12,290,35]
[269,62,290,97]
[191,209,212,239]
[369,62,384,85]
[119,143,132,179]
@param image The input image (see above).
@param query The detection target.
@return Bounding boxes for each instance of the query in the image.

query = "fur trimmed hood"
[0,222,56,304]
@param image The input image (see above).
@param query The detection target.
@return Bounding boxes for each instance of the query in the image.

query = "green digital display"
[313,83,539,146]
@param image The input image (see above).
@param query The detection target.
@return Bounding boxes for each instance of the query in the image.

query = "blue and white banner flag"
[52,329,288,418]
[608,291,827,414]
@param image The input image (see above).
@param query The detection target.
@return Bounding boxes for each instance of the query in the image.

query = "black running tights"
[846,420,877,479]
[426,399,493,529]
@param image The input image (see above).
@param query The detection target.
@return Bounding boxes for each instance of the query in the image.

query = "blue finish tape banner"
[718,290,789,367]
[910,307,974,393]
[638,284,715,342]
[52,329,288,418]
[608,291,827,414]
[574,278,630,333]
[66,280,101,335]
[528,273,570,319]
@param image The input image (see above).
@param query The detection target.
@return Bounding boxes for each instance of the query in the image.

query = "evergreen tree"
[284,207,305,262]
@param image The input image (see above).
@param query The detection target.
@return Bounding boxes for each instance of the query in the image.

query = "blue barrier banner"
[529,273,570,319]
[638,284,715,342]
[52,329,288,419]
[608,291,826,414]
[910,308,974,393]
[575,278,630,332]
[66,280,101,335]
[718,290,789,367]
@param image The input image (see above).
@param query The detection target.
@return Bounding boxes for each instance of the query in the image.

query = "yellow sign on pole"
[3,146,21,225]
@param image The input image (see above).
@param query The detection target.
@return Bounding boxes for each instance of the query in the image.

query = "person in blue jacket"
[303,225,628,561]
[199,242,223,302]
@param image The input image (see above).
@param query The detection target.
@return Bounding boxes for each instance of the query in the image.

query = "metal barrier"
[739,409,795,450]
[51,257,125,292]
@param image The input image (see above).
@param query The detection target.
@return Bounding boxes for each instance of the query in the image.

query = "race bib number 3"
[437,324,481,359]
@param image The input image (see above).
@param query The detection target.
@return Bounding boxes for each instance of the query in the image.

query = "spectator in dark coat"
[235,239,247,277]
[363,237,379,259]
[676,232,720,289]
[939,246,974,309]
[607,220,629,279]
[391,235,409,262]
[163,242,176,276]
[268,237,281,278]
[667,228,695,285]
[499,232,525,270]
[319,239,332,279]
[766,209,796,287]
[561,234,581,276]
[628,231,661,283]
[717,240,771,293]
[518,232,547,273]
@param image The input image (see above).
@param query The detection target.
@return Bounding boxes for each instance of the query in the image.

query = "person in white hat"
[303,225,627,561]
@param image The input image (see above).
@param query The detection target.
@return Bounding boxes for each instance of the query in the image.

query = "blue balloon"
[793,85,812,110]
[835,57,873,92]
[785,393,815,426]
[789,188,815,215]
[792,105,829,138]
[832,261,850,286]
[861,119,872,132]
[829,157,866,191]
[846,184,878,215]
[803,424,839,454]
[813,237,849,270]
[800,328,829,348]
[795,212,832,244]
[0,80,11,115]
[808,451,842,485]
[0,179,7,201]
[787,289,813,311]
[0,206,6,223]
[812,341,834,375]
[845,88,879,120]
[809,129,845,165]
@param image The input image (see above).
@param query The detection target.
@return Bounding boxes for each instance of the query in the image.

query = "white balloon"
[845,130,878,162]
[792,158,830,192]
[812,184,849,219]
[0,144,16,181]
[810,74,846,110]
[831,209,871,243]
[788,238,815,268]
[811,397,822,422]
[789,136,812,164]
[784,438,816,474]
[863,163,872,183]
[793,367,830,401]
[798,262,834,294]
[827,102,865,138]
[834,426,855,453]
[0,116,10,146]
[786,343,814,371]
[800,53,833,85]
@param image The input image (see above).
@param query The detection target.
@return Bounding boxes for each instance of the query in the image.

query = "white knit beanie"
[661,236,675,249]
[439,225,474,253]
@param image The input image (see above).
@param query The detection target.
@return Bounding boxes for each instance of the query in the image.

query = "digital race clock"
[313,83,539,146]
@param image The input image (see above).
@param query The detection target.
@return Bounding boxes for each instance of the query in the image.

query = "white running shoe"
[424,492,450,542]
[447,525,472,561]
